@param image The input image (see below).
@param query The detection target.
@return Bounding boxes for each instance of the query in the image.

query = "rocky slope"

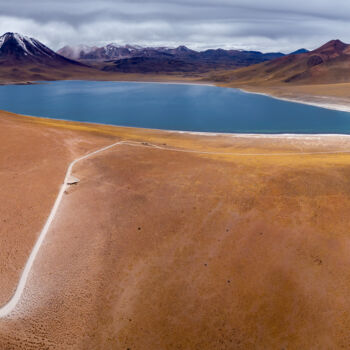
[209,39,350,85]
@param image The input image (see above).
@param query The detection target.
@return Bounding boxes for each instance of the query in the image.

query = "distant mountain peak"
[0,32,55,59]
[0,32,29,50]
[176,45,191,51]
[0,31,83,67]
[290,48,309,55]
[1,32,38,48]
[315,39,348,53]
[326,39,346,46]
[1,32,25,40]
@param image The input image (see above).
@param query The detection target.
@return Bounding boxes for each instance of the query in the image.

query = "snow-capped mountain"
[57,43,200,61]
[58,44,139,60]
[57,42,286,73]
[0,32,82,66]
[57,43,170,61]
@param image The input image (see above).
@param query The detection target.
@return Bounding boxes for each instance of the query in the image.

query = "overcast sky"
[1,0,350,53]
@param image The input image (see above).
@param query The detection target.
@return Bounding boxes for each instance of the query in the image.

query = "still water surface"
[1,80,350,134]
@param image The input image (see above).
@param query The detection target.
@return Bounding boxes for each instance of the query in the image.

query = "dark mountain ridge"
[58,43,286,73]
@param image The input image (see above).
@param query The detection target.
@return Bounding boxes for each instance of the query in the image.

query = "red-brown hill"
[209,39,350,85]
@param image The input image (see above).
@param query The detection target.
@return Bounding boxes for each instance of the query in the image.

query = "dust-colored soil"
[0,111,119,306]
[2,111,350,349]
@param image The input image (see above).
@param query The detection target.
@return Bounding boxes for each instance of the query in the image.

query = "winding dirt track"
[0,141,122,318]
[2,138,350,318]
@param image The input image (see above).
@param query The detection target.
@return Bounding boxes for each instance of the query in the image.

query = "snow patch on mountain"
[0,32,61,60]
[0,32,85,67]
[13,33,30,53]
[0,36,5,49]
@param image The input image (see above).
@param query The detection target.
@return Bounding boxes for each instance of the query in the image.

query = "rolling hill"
[209,39,350,86]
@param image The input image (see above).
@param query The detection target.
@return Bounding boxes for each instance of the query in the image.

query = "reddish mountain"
[209,39,350,85]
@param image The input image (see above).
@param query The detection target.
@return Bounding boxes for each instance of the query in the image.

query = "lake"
[1,80,350,134]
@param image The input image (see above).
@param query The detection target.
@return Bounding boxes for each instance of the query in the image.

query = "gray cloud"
[0,0,350,53]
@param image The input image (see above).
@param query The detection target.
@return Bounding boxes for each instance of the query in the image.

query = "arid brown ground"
[1,111,350,349]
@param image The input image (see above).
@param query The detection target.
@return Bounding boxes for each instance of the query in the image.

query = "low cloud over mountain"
[1,0,350,53]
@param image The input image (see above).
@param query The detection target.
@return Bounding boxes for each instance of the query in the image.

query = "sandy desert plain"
[2,105,350,349]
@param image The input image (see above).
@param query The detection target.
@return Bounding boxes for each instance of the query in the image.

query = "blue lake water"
[1,80,350,134]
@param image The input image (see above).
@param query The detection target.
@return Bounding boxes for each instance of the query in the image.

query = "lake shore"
[12,108,350,139]
[229,83,350,113]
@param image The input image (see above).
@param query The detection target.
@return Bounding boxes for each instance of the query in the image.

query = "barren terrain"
[2,111,350,348]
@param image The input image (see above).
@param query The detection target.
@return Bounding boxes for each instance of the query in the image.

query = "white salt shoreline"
[9,109,350,140]
[239,88,350,113]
